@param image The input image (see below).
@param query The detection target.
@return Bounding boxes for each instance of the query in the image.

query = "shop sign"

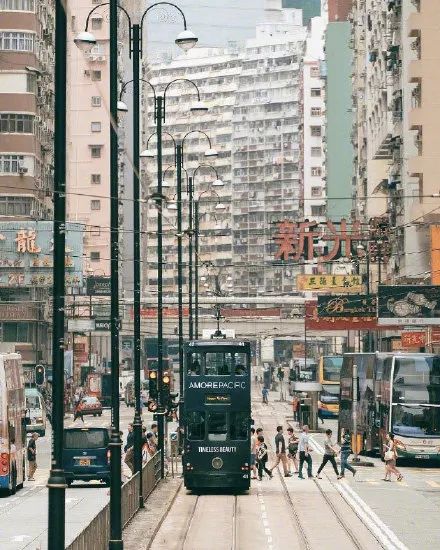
[401,331,426,348]
[86,276,111,296]
[378,285,440,326]
[317,295,376,317]
[0,302,38,321]
[305,302,379,330]
[296,274,364,293]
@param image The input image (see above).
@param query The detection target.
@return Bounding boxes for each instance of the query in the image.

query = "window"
[311,167,322,176]
[0,196,32,215]
[91,96,101,107]
[187,411,205,440]
[64,429,109,449]
[90,199,101,210]
[311,88,321,97]
[0,31,34,51]
[26,73,37,93]
[230,412,248,440]
[0,113,34,133]
[311,147,322,157]
[90,251,100,261]
[91,70,101,81]
[91,17,102,30]
[91,173,101,185]
[310,65,320,77]
[311,205,326,216]
[207,411,227,441]
[311,107,322,117]
[0,154,24,173]
[310,126,322,137]
[188,353,202,375]
[0,0,34,9]
[91,121,101,133]
[90,146,102,158]
[2,322,31,343]
[205,352,233,375]
[311,186,322,197]
[234,353,247,375]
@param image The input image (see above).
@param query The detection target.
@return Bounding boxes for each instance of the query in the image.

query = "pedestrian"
[256,427,263,438]
[262,386,269,404]
[149,422,158,447]
[339,429,356,478]
[298,424,313,479]
[318,407,324,425]
[73,399,84,422]
[286,426,299,474]
[256,435,272,480]
[250,427,258,479]
[383,433,403,482]
[124,423,134,474]
[317,429,341,479]
[10,437,17,488]
[291,396,300,423]
[27,432,39,481]
[270,425,291,477]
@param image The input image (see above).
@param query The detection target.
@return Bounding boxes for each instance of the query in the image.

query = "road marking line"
[426,480,440,488]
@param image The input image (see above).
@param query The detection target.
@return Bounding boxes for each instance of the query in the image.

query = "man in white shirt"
[298,425,313,479]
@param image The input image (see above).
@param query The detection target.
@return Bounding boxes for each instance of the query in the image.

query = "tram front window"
[188,353,202,376]
[208,411,227,441]
[234,353,247,375]
[205,353,233,376]
[187,411,205,440]
[230,412,248,440]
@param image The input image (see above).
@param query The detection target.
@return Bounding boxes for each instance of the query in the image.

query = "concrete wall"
[325,21,352,221]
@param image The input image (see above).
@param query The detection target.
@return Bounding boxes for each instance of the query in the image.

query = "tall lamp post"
[48,2,67,548]
[356,243,371,352]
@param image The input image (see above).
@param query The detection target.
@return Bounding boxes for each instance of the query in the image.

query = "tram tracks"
[254,400,375,550]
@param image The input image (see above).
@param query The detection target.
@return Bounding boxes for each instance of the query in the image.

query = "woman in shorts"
[286,426,299,474]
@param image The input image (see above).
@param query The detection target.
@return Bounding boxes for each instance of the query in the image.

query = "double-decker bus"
[183,339,251,491]
[318,355,343,417]
[339,352,440,461]
[0,353,27,495]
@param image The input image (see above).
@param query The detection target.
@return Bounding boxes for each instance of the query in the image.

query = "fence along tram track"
[253,399,376,550]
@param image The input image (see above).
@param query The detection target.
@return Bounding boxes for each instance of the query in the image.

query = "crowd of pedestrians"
[123,422,159,474]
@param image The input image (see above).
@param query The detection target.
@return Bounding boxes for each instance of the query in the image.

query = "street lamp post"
[47,2,67,548]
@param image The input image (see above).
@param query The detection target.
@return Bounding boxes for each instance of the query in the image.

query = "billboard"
[401,331,426,348]
[296,274,363,293]
[378,285,440,326]
[431,226,440,285]
[305,302,379,330]
[87,276,111,296]
[317,295,376,317]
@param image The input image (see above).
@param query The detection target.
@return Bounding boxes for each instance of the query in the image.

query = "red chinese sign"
[274,218,362,262]
[305,302,380,330]
[220,308,281,318]
[431,328,440,343]
[401,331,426,348]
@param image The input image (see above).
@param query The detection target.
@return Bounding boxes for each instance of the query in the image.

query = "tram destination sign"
[205,394,231,404]
[317,295,376,318]
[378,285,440,326]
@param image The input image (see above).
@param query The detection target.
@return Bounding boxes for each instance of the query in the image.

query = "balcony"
[409,59,422,83]
[408,11,422,38]
[409,107,423,131]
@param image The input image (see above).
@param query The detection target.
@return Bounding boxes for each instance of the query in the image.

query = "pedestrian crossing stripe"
[426,480,440,488]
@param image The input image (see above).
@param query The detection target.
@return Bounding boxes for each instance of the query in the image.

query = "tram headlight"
[212,457,223,470]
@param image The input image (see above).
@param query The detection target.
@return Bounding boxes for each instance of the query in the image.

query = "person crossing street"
[270,425,291,477]
[317,429,341,479]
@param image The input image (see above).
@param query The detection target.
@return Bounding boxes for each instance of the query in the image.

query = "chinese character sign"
[274,218,362,262]
[15,229,41,254]
[297,274,364,293]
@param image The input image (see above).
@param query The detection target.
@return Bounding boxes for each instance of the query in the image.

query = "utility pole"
[194,200,200,339]
[176,143,184,429]
[47,2,67,548]
[188,176,194,340]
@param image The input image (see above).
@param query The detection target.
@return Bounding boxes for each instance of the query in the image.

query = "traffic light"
[148,370,158,399]
[162,372,171,404]
[35,364,45,386]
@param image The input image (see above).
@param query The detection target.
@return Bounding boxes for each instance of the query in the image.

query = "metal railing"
[67,452,162,550]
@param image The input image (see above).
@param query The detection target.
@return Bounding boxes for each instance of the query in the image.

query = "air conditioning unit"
[18,165,28,175]
[84,70,91,77]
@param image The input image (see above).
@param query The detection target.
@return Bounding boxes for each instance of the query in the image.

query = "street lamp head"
[140,149,155,158]
[190,100,209,114]
[167,201,178,211]
[162,180,172,189]
[214,202,226,211]
[117,100,128,113]
[204,148,218,158]
[212,178,224,187]
[74,31,97,52]
[200,276,207,282]
[175,29,198,51]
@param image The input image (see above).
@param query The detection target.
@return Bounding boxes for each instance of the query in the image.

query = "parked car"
[77,396,103,417]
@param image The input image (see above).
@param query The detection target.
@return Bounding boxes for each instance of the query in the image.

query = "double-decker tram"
[339,352,440,462]
[183,339,251,491]
[317,355,343,418]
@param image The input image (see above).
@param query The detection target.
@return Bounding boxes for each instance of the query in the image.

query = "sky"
[146,0,266,62]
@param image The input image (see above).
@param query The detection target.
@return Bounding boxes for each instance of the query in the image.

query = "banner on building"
[296,274,364,293]
[68,319,96,332]
[401,331,426,348]
[86,276,111,296]
[317,295,376,317]
[305,302,379,330]
[378,285,440,326]
[431,226,440,285]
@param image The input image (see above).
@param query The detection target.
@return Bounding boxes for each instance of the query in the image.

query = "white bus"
[0,353,27,495]
[25,388,47,436]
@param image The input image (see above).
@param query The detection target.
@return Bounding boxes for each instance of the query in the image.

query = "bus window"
[207,411,227,441]
[187,412,205,440]
[234,353,247,375]
[230,412,248,440]
[188,353,202,376]
[205,353,233,376]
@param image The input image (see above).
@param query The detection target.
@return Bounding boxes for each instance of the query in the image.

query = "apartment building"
[0,0,55,371]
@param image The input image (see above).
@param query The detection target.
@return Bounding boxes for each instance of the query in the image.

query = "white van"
[25,388,47,436]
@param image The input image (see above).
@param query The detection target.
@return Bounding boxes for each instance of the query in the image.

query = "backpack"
[257,445,267,461]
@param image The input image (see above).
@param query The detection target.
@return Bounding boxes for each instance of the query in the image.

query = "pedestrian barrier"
[66,452,162,550]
